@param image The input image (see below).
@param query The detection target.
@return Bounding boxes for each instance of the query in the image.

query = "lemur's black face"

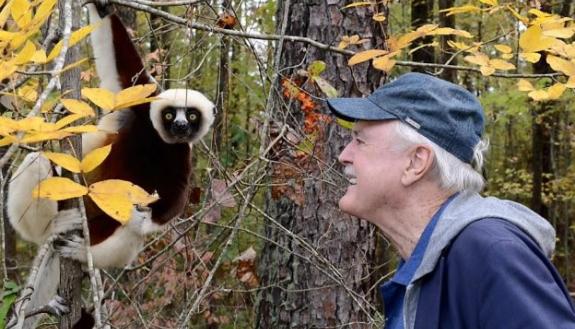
[161,106,203,142]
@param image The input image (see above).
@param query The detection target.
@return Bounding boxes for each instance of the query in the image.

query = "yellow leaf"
[20,131,72,143]
[54,113,84,130]
[565,76,575,88]
[40,98,57,113]
[372,13,386,22]
[11,0,31,29]
[30,49,47,63]
[439,5,481,16]
[396,31,424,50]
[42,152,81,173]
[372,55,396,72]
[489,59,515,70]
[17,116,46,132]
[13,40,35,65]
[348,49,388,66]
[112,97,158,111]
[343,1,372,8]
[543,28,575,39]
[546,55,575,76]
[0,61,18,81]
[0,30,16,42]
[88,191,132,224]
[528,89,549,101]
[519,25,556,53]
[33,177,88,201]
[447,40,479,52]
[501,53,513,60]
[90,179,159,206]
[479,0,497,6]
[0,1,12,27]
[464,52,489,66]
[415,24,438,34]
[61,99,95,117]
[0,117,19,135]
[494,44,512,54]
[31,0,56,26]
[547,83,566,99]
[517,79,535,91]
[114,84,157,110]
[10,30,34,49]
[0,135,17,147]
[80,144,112,173]
[428,27,473,38]
[17,84,37,102]
[88,179,159,224]
[81,87,115,111]
[528,9,552,18]
[519,52,541,63]
[479,66,495,76]
[61,125,98,133]
[46,25,96,62]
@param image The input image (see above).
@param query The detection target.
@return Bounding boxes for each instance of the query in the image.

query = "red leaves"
[281,78,332,134]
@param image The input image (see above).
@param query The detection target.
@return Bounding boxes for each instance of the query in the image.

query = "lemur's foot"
[54,233,87,263]
[46,295,70,316]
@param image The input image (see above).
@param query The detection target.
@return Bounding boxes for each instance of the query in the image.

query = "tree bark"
[58,1,84,328]
[438,0,457,81]
[410,0,435,70]
[530,0,553,219]
[213,0,232,157]
[256,1,387,327]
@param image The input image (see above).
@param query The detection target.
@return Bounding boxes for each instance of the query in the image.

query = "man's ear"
[401,145,434,186]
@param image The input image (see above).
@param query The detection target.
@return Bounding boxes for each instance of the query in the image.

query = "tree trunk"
[410,0,435,70]
[58,1,84,328]
[530,0,553,219]
[213,0,232,157]
[438,0,457,81]
[256,1,387,327]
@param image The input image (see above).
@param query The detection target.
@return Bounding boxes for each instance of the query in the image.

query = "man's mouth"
[344,166,357,185]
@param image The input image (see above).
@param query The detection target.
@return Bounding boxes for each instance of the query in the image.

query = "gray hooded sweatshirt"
[402,192,557,329]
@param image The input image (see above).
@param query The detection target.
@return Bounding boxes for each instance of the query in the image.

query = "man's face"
[338,121,410,221]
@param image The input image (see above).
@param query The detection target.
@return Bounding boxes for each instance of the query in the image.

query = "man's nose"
[338,143,353,165]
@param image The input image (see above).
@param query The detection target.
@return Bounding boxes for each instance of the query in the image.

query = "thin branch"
[103,0,564,80]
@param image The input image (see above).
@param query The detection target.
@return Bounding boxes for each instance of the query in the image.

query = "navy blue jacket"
[414,218,575,329]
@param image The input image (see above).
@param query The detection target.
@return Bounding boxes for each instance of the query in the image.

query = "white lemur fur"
[7,2,214,328]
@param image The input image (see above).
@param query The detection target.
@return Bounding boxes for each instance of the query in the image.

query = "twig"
[104,0,564,80]
[10,237,55,329]
[0,0,74,172]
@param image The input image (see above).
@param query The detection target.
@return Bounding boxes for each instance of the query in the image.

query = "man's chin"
[338,195,357,216]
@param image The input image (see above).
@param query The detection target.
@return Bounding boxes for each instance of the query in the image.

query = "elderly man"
[327,72,575,329]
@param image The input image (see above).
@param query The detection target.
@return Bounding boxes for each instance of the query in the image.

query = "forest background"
[0,0,574,328]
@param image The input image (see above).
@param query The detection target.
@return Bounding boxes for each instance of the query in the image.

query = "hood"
[412,192,556,282]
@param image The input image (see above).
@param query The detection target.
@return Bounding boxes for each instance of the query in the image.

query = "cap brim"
[326,97,397,122]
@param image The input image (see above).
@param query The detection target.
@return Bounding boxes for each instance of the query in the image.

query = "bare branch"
[102,0,563,80]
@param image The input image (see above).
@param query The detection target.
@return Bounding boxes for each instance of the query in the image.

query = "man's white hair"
[392,121,488,193]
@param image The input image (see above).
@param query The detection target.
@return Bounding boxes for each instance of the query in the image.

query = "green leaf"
[307,60,326,78]
[0,281,19,329]
[336,118,354,130]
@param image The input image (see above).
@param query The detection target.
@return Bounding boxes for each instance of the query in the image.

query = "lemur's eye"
[164,112,174,120]
[188,113,197,121]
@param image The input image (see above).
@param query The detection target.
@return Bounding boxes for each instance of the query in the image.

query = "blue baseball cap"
[326,72,485,164]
